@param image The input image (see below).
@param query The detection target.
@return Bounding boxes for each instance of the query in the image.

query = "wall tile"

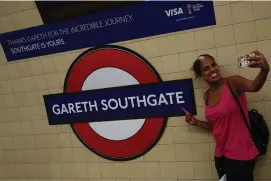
[50,163,62,178]
[19,1,36,10]
[2,94,16,108]
[214,5,232,26]
[160,162,177,179]
[159,145,175,161]
[141,39,160,58]
[158,126,173,144]
[5,108,19,122]
[148,57,163,74]
[236,42,258,56]
[178,51,198,72]
[46,73,61,88]
[173,126,190,143]
[58,133,72,148]
[194,29,215,50]
[220,65,239,77]
[213,25,235,47]
[194,161,213,179]
[130,162,145,179]
[170,116,187,127]
[234,22,256,44]
[0,46,7,65]
[246,90,264,102]
[254,1,271,20]
[101,163,115,178]
[264,101,271,120]
[0,1,8,17]
[115,163,130,179]
[6,64,20,79]
[34,75,48,90]
[61,163,75,179]
[175,144,193,161]
[25,164,39,178]
[21,121,34,135]
[74,163,88,178]
[213,1,229,6]
[34,134,47,149]
[197,48,218,61]
[11,9,42,30]
[191,143,210,161]
[17,61,32,77]
[248,102,266,119]
[256,18,271,41]
[1,137,14,150]
[145,162,160,179]
[175,32,196,53]
[29,60,44,75]
[54,54,77,72]
[194,89,205,107]
[0,65,9,80]
[2,1,21,14]
[0,80,13,94]
[231,2,254,24]
[41,57,57,73]
[158,35,178,56]
[58,71,67,87]
[254,160,271,179]
[258,40,271,62]
[125,41,145,56]
[86,149,100,162]
[0,15,15,33]
[47,134,60,148]
[176,162,194,179]
[88,163,102,178]
[263,81,271,101]
[73,148,86,162]
[144,146,159,161]
[161,54,180,73]
[216,45,237,66]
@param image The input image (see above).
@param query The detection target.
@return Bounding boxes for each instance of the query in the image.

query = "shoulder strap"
[227,81,251,131]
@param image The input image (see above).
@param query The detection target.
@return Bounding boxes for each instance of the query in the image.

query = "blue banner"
[44,79,197,125]
[0,1,216,62]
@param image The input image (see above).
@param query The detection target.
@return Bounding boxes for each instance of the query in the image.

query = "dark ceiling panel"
[35,1,144,24]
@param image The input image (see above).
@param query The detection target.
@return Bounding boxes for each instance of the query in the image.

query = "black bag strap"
[227,81,251,132]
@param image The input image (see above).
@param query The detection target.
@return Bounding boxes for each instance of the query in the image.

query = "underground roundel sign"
[43,45,197,161]
[65,45,166,161]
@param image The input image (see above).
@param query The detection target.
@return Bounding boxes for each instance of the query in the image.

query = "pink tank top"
[205,82,258,160]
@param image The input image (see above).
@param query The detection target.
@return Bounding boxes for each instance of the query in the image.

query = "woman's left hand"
[247,50,270,71]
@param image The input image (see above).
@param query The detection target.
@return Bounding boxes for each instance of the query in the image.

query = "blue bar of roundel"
[43,79,197,125]
[0,1,216,62]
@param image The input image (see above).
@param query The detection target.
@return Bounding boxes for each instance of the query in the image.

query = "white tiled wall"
[0,1,271,181]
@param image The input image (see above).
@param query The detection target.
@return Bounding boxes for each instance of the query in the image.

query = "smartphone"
[237,55,249,67]
[237,53,257,67]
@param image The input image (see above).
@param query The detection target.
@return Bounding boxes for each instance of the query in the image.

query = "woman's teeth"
[210,73,217,78]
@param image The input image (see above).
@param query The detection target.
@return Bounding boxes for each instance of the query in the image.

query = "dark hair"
[191,54,215,78]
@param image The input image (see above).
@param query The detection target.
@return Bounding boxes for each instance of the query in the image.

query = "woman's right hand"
[181,107,198,126]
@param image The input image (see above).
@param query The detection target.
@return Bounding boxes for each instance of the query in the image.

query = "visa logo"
[165,7,184,17]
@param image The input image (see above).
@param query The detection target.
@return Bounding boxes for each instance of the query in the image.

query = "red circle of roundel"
[64,45,167,161]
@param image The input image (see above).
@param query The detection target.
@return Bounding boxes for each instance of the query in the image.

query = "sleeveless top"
[205,81,258,160]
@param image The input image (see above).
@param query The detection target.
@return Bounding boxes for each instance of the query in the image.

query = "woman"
[181,50,269,181]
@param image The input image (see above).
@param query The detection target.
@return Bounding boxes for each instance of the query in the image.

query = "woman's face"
[200,56,221,83]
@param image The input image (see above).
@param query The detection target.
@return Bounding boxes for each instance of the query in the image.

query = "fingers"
[181,107,190,115]
[250,50,262,56]
[247,55,261,61]
[248,60,260,67]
